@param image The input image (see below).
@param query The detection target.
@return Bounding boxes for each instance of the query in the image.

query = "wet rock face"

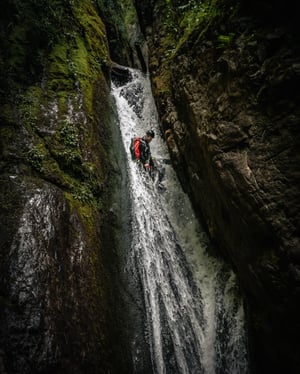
[140,1,300,372]
[169,39,300,373]
[0,1,133,373]
[0,177,112,373]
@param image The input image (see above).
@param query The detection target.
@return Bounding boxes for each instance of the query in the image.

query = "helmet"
[146,129,155,138]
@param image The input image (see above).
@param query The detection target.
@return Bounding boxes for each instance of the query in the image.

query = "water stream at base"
[111,69,249,374]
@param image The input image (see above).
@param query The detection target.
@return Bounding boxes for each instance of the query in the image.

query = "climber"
[130,129,155,171]
[130,129,165,188]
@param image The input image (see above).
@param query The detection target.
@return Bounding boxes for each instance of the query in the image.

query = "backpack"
[129,137,141,160]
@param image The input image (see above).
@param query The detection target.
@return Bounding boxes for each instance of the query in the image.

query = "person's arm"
[144,151,152,170]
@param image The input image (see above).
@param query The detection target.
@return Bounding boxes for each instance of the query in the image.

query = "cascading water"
[112,69,249,374]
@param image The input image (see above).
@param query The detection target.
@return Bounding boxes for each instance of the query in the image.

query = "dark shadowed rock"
[135,0,300,372]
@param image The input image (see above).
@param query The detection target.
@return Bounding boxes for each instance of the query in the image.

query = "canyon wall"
[1,0,299,372]
[0,1,133,372]
[134,0,300,372]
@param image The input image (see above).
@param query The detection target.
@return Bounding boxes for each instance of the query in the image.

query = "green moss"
[58,119,80,148]
[41,159,76,189]
[217,32,235,48]
[17,86,44,130]
[149,0,239,101]
[153,0,238,62]
[73,1,109,73]
[122,0,138,26]
[65,192,101,229]
[72,184,95,204]
[48,43,75,92]
[27,144,47,172]
[1,0,111,210]
[176,1,218,52]
[70,37,90,78]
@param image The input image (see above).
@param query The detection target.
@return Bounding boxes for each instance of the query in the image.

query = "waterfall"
[111,69,249,374]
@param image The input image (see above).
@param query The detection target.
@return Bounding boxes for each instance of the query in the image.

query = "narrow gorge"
[0,1,299,373]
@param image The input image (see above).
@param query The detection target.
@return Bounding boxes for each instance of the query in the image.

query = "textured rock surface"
[0,1,133,373]
[135,0,300,372]
[0,178,111,373]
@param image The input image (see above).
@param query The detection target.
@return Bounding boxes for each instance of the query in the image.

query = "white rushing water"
[112,69,249,374]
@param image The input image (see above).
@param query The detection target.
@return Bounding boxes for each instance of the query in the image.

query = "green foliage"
[52,118,83,174]
[27,144,46,172]
[155,0,215,60]
[59,120,79,148]
[73,184,94,203]
[155,0,237,60]
[58,148,82,166]
[16,87,43,130]
[149,0,239,104]
[217,32,235,48]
